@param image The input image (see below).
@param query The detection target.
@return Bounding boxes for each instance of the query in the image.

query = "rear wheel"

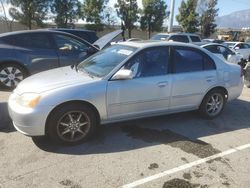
[199,89,226,119]
[0,63,27,89]
[47,103,98,144]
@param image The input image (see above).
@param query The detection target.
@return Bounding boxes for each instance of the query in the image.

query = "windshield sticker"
[117,49,133,56]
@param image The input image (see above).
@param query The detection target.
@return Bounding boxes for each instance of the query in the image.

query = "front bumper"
[8,93,54,136]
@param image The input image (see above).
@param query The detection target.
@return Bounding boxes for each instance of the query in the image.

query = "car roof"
[0,29,78,37]
[47,28,95,33]
[155,32,200,36]
[119,40,205,50]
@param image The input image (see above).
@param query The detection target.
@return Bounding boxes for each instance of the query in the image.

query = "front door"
[170,46,217,110]
[107,47,172,120]
[53,34,90,67]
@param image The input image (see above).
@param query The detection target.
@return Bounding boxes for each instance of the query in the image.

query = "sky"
[2,0,250,25]
[108,0,250,25]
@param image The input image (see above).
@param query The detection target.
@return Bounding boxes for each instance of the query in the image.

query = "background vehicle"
[202,39,225,44]
[201,43,243,65]
[224,42,250,61]
[8,41,244,144]
[48,28,98,43]
[151,32,202,43]
[244,62,250,88]
[0,29,121,89]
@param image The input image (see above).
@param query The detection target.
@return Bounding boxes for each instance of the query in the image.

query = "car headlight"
[16,93,41,108]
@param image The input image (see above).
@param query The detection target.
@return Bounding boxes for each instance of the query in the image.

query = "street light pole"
[168,0,175,33]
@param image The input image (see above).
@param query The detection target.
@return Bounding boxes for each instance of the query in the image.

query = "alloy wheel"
[57,111,91,142]
[0,66,24,88]
[206,93,223,116]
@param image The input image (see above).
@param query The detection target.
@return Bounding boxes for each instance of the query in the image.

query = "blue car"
[0,29,121,89]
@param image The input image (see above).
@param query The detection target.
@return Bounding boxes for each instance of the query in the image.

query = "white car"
[201,43,243,65]
[8,41,244,144]
[151,32,202,44]
[224,42,250,61]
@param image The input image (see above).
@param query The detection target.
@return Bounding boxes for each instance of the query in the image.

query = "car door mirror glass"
[234,47,240,50]
[87,47,98,54]
[112,69,133,80]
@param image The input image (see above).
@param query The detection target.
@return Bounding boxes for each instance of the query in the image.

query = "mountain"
[216,9,250,29]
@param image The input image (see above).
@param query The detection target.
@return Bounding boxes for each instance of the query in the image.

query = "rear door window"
[173,47,216,73]
[12,33,52,49]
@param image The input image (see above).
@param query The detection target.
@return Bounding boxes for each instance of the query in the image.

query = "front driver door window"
[54,34,90,67]
[106,47,172,119]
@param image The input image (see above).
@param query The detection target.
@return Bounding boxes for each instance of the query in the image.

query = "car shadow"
[32,98,250,156]
[0,102,15,133]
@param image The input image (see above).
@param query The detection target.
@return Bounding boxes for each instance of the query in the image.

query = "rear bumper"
[227,79,244,101]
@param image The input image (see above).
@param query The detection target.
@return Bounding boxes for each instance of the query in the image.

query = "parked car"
[0,29,121,89]
[8,41,244,144]
[201,43,243,65]
[202,39,225,44]
[224,42,250,61]
[244,62,250,88]
[47,28,98,43]
[151,32,202,43]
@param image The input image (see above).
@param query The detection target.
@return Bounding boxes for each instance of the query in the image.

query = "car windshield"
[77,45,137,77]
[151,34,169,40]
[224,42,236,48]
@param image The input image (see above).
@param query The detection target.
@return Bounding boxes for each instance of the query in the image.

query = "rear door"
[52,33,91,67]
[12,33,59,74]
[235,43,250,60]
[170,46,217,110]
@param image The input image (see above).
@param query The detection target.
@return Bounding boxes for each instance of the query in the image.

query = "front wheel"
[47,103,98,144]
[199,89,226,119]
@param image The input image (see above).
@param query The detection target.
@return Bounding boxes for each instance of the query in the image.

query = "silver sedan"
[8,41,244,144]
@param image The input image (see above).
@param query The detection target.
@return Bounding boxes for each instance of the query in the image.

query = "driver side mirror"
[234,47,240,50]
[112,69,133,80]
[87,47,98,54]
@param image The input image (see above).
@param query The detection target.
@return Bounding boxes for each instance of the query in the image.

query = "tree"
[197,0,218,37]
[140,0,167,39]
[0,0,14,31]
[115,0,139,38]
[51,0,81,28]
[9,0,49,29]
[103,6,118,28]
[82,0,107,31]
[176,0,199,33]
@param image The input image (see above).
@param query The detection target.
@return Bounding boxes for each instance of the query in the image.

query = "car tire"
[0,63,27,89]
[199,89,226,119]
[47,103,98,145]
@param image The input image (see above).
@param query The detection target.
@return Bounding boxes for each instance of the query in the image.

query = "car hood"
[93,29,122,49]
[15,66,99,94]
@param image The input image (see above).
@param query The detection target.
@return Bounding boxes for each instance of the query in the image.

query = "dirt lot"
[0,87,250,188]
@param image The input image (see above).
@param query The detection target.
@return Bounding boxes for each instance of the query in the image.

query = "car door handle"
[157,81,168,88]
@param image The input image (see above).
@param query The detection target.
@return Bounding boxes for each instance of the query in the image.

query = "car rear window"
[169,35,189,43]
[151,34,169,40]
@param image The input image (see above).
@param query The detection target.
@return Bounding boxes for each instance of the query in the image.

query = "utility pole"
[168,0,175,33]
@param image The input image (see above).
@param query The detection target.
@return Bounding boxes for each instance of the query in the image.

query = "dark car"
[48,28,98,43]
[0,29,121,89]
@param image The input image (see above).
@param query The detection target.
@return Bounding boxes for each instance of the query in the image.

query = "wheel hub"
[8,74,15,80]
